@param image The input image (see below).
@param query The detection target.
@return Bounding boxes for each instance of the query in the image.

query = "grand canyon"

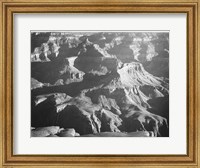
[31,31,169,137]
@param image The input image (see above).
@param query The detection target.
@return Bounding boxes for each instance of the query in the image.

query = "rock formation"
[31,32,169,137]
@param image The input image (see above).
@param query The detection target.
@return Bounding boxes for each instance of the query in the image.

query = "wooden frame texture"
[0,0,199,167]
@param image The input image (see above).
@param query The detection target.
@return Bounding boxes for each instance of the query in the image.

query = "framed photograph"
[0,0,199,167]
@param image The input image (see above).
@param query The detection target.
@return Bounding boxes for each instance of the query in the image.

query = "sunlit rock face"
[31,31,169,137]
[31,78,44,90]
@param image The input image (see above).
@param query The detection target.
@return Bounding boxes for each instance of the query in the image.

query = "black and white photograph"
[31,31,169,137]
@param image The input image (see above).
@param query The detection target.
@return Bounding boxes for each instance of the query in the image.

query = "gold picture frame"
[0,0,199,167]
